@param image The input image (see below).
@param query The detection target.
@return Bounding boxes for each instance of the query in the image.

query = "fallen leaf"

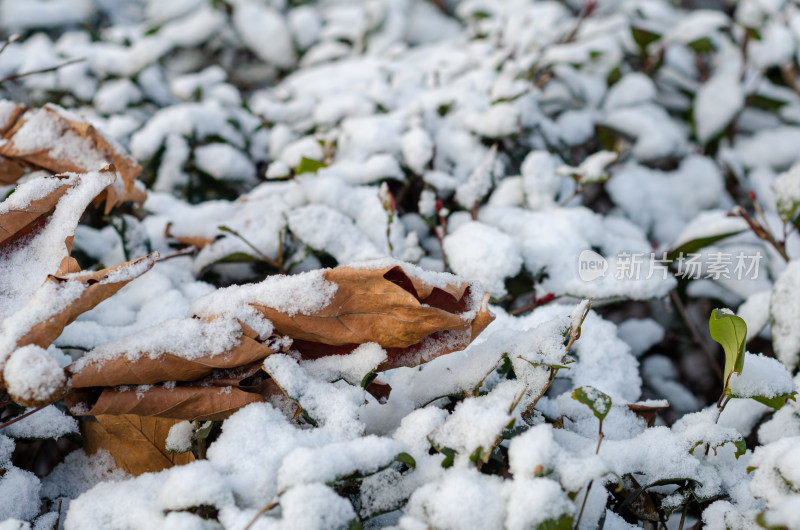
[628,402,670,427]
[0,178,71,247]
[255,265,493,369]
[69,330,274,388]
[165,222,215,249]
[16,253,159,351]
[66,263,491,421]
[0,104,141,190]
[0,101,26,136]
[68,364,294,421]
[0,156,27,185]
[0,105,145,213]
[82,414,194,474]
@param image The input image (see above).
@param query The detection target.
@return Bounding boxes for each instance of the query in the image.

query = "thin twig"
[510,293,556,316]
[731,201,789,262]
[157,247,198,262]
[0,34,19,57]
[678,501,688,530]
[575,419,604,529]
[243,500,280,530]
[0,405,47,430]
[0,57,85,85]
[525,300,592,417]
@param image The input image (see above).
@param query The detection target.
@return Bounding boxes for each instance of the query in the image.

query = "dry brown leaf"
[0,102,26,136]
[16,253,159,351]
[0,178,71,247]
[82,414,194,474]
[628,402,670,428]
[92,179,148,215]
[0,104,141,190]
[69,332,274,388]
[256,265,493,369]
[66,264,491,421]
[165,222,215,249]
[69,382,281,421]
[0,156,27,185]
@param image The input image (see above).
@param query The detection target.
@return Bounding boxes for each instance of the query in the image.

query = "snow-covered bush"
[3,0,800,528]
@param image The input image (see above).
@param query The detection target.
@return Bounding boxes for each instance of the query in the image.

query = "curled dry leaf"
[165,222,215,249]
[82,414,195,475]
[0,177,72,247]
[257,265,494,370]
[0,253,158,404]
[0,103,141,190]
[69,328,274,388]
[68,363,298,421]
[17,253,160,351]
[66,262,491,425]
[0,101,145,214]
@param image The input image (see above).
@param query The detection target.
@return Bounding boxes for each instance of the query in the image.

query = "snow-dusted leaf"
[571,386,612,422]
[694,73,744,144]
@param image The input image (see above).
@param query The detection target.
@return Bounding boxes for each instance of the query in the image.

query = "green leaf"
[631,26,661,49]
[571,386,612,422]
[395,452,416,470]
[733,438,747,459]
[688,37,715,53]
[439,447,456,469]
[666,229,746,261]
[535,514,573,530]
[690,438,746,459]
[296,157,327,175]
[194,421,216,441]
[747,93,788,112]
[752,392,796,411]
[709,309,747,385]
[360,370,377,389]
[619,478,703,511]
[519,357,571,371]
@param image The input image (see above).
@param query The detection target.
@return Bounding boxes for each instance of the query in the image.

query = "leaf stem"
[218,225,285,273]
[575,419,604,529]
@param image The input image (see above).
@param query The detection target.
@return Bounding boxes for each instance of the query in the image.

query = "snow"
[194,143,256,183]
[443,221,522,298]
[277,436,401,491]
[428,380,524,464]
[4,346,66,405]
[69,316,244,373]
[2,405,77,439]
[165,421,194,454]
[300,342,386,385]
[616,319,664,357]
[772,161,800,222]
[695,72,744,144]
[770,260,800,368]
[4,0,800,527]
[728,353,795,399]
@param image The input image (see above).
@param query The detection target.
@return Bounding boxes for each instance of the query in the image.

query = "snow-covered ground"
[2,0,800,528]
